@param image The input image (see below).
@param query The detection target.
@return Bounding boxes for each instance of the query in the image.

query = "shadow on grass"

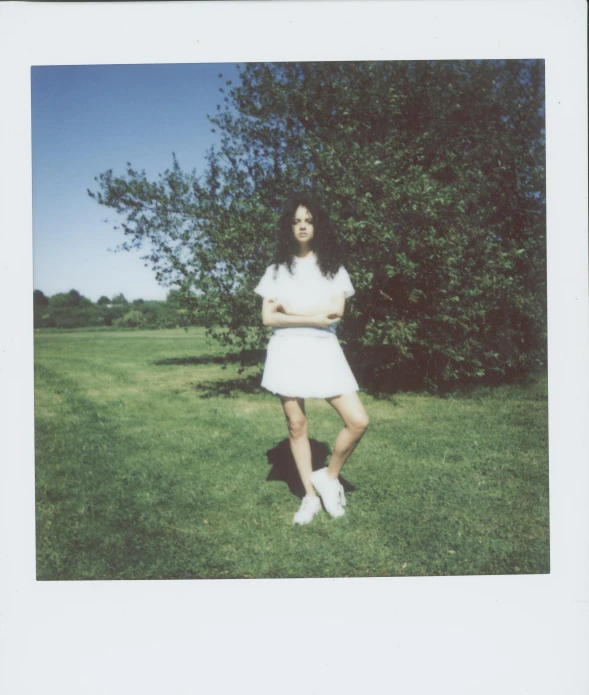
[265,438,356,499]
[155,350,266,399]
[154,349,265,368]
[193,374,263,398]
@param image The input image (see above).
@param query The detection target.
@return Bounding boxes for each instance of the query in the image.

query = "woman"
[255,197,369,525]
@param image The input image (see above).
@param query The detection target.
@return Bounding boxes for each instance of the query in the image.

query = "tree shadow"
[265,438,356,499]
[154,349,264,367]
[194,374,263,399]
[155,350,265,398]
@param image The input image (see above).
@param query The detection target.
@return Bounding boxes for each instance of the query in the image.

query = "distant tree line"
[33,289,200,329]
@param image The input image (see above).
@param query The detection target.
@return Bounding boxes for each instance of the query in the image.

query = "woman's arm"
[262,298,340,328]
[275,292,346,319]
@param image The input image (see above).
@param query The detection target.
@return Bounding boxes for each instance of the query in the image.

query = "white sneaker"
[310,468,345,518]
[293,495,322,525]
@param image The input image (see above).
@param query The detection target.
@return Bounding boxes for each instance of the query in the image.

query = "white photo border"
[1,2,587,694]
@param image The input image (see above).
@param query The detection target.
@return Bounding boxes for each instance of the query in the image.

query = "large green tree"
[89,60,546,390]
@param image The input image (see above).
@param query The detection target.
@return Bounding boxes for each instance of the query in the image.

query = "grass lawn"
[34,327,549,580]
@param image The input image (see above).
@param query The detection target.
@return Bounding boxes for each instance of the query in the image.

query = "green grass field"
[34,327,549,580]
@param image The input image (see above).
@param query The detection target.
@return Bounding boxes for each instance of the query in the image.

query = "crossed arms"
[262,293,346,329]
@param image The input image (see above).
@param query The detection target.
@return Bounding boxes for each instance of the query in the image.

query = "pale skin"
[262,205,369,497]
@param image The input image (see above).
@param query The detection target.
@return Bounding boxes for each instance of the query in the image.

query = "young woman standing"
[255,197,369,525]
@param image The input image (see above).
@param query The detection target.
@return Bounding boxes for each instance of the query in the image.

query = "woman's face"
[292,205,315,247]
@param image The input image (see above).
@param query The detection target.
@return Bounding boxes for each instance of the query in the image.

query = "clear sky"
[32,62,239,301]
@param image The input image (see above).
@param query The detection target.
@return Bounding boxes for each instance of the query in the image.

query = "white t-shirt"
[254,254,354,338]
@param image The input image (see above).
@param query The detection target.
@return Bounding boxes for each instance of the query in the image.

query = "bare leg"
[325,392,369,480]
[280,396,317,497]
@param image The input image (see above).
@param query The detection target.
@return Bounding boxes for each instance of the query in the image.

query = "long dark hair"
[275,194,343,277]
[274,196,345,278]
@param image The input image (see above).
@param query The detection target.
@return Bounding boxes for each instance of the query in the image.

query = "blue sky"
[32,63,239,301]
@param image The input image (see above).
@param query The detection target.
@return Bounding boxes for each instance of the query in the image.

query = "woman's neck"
[295,246,314,260]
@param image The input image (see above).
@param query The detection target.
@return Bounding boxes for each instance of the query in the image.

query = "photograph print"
[33,60,548,581]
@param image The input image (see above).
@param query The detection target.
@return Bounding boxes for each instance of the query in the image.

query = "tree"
[166,289,182,305]
[110,293,128,305]
[97,295,110,305]
[165,288,200,326]
[34,289,49,307]
[33,289,49,328]
[115,310,146,328]
[41,290,104,329]
[89,60,546,390]
[67,289,83,306]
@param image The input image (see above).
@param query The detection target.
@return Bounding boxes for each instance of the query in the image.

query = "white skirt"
[261,333,359,399]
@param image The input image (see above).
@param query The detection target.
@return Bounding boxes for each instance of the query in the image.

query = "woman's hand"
[273,298,293,315]
[266,298,289,315]
[262,299,340,328]
[314,314,341,328]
